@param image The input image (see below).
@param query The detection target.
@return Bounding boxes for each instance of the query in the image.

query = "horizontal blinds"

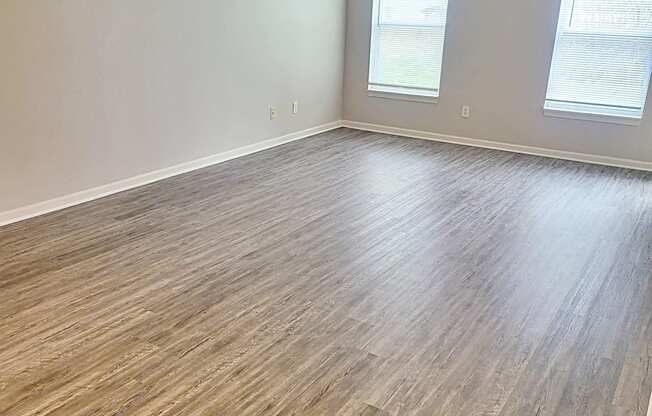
[378,0,448,26]
[569,0,652,35]
[369,0,449,93]
[546,0,652,116]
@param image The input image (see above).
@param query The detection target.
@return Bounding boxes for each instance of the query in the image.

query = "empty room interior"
[2,0,652,415]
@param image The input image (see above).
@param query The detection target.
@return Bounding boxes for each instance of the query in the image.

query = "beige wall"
[343,0,652,163]
[0,0,346,212]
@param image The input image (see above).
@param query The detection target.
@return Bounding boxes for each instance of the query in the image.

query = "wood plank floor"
[1,128,651,416]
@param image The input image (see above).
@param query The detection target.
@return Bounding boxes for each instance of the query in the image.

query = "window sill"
[543,102,642,126]
[368,85,439,104]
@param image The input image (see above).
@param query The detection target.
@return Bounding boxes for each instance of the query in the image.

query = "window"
[545,0,652,124]
[368,0,450,101]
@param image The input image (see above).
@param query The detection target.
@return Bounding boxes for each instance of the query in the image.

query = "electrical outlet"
[461,105,471,119]
[269,106,278,120]
[292,101,299,115]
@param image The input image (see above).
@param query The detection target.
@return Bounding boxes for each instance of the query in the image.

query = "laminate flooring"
[1,128,651,415]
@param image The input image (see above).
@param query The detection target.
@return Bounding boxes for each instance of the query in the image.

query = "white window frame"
[543,0,652,126]
[367,0,448,103]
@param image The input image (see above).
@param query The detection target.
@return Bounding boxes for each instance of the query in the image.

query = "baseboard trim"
[342,120,652,172]
[4,119,649,227]
[648,392,652,416]
[0,121,343,227]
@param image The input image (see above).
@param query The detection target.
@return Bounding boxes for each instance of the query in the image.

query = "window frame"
[543,0,652,126]
[367,0,449,103]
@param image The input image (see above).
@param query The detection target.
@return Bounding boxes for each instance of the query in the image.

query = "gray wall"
[0,0,346,212]
[343,0,652,163]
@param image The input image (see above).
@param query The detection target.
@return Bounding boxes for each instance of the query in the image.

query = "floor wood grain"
[1,128,651,416]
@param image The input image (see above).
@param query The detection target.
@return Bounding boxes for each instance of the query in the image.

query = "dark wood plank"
[0,128,650,416]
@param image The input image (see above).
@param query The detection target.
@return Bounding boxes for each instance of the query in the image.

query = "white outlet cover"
[462,106,470,118]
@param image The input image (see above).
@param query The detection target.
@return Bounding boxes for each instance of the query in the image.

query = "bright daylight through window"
[368,0,450,101]
[545,0,652,123]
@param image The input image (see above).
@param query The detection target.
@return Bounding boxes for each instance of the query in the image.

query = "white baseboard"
[0,121,343,227]
[648,392,652,416]
[3,119,649,228]
[342,120,652,172]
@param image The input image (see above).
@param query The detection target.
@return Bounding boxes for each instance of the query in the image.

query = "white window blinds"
[545,0,652,120]
[368,0,450,98]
